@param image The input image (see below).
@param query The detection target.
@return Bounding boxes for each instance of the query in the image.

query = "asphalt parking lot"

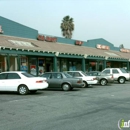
[0,82,130,130]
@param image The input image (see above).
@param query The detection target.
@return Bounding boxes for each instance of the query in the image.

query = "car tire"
[30,90,37,94]
[62,83,71,91]
[82,81,88,88]
[100,79,107,86]
[18,85,29,95]
[118,77,125,84]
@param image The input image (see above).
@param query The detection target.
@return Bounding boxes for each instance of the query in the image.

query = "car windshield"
[81,71,87,76]
[63,73,73,78]
[120,68,128,73]
[21,73,35,77]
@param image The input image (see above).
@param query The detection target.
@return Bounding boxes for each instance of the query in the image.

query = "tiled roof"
[0,35,130,60]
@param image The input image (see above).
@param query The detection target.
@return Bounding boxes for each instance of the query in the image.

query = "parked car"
[102,68,130,84]
[0,71,48,95]
[65,71,98,87]
[86,71,114,86]
[40,72,84,91]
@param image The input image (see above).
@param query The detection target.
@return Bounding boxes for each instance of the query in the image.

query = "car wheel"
[62,83,71,91]
[118,77,125,84]
[30,90,37,94]
[100,79,107,86]
[82,81,88,88]
[18,85,29,95]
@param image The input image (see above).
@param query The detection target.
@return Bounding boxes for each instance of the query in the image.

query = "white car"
[0,71,48,95]
[65,71,98,87]
[102,68,130,84]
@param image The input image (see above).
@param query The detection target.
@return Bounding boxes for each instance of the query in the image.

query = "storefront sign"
[45,36,57,42]
[120,48,130,53]
[37,35,45,41]
[90,62,96,66]
[0,25,3,34]
[75,41,83,46]
[37,35,57,42]
[97,44,110,50]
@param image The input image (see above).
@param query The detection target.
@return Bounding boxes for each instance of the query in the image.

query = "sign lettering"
[37,35,57,42]
[45,36,57,42]
[97,44,110,50]
[37,35,45,41]
[75,41,83,46]
[120,49,130,53]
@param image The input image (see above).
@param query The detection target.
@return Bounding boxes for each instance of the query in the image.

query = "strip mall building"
[0,16,130,76]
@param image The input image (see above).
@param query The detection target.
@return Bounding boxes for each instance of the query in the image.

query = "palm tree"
[60,15,74,39]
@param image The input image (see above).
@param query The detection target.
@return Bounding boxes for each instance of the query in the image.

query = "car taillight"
[36,80,43,83]
[77,80,82,83]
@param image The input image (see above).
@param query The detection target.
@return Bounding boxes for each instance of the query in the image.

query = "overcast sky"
[1,0,130,48]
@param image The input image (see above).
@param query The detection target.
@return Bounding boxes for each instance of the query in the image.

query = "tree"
[60,15,74,39]
[119,44,124,48]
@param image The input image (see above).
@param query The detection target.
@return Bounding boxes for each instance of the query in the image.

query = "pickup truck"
[102,68,130,84]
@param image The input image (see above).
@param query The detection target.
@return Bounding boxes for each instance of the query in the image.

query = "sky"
[0,0,130,49]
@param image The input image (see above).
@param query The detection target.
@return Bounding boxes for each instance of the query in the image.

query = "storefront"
[0,16,130,75]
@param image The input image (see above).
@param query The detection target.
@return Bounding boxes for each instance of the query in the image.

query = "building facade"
[0,16,130,76]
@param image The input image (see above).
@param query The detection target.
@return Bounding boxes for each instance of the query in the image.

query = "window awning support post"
[17,55,20,71]
[97,60,99,71]
[82,58,85,72]
[53,56,57,72]
[6,54,10,71]
[127,61,129,71]
[103,60,106,69]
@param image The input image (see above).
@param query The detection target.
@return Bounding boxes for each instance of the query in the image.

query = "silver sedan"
[86,71,114,86]
[41,72,84,91]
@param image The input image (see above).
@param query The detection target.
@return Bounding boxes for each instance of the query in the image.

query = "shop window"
[61,59,67,71]
[0,55,6,72]
[20,57,28,72]
[9,56,18,71]
[76,62,81,71]
[106,62,111,68]
[45,58,53,72]
[38,58,45,75]
[122,63,127,70]
[89,62,96,71]
[69,61,76,71]
[28,58,36,75]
